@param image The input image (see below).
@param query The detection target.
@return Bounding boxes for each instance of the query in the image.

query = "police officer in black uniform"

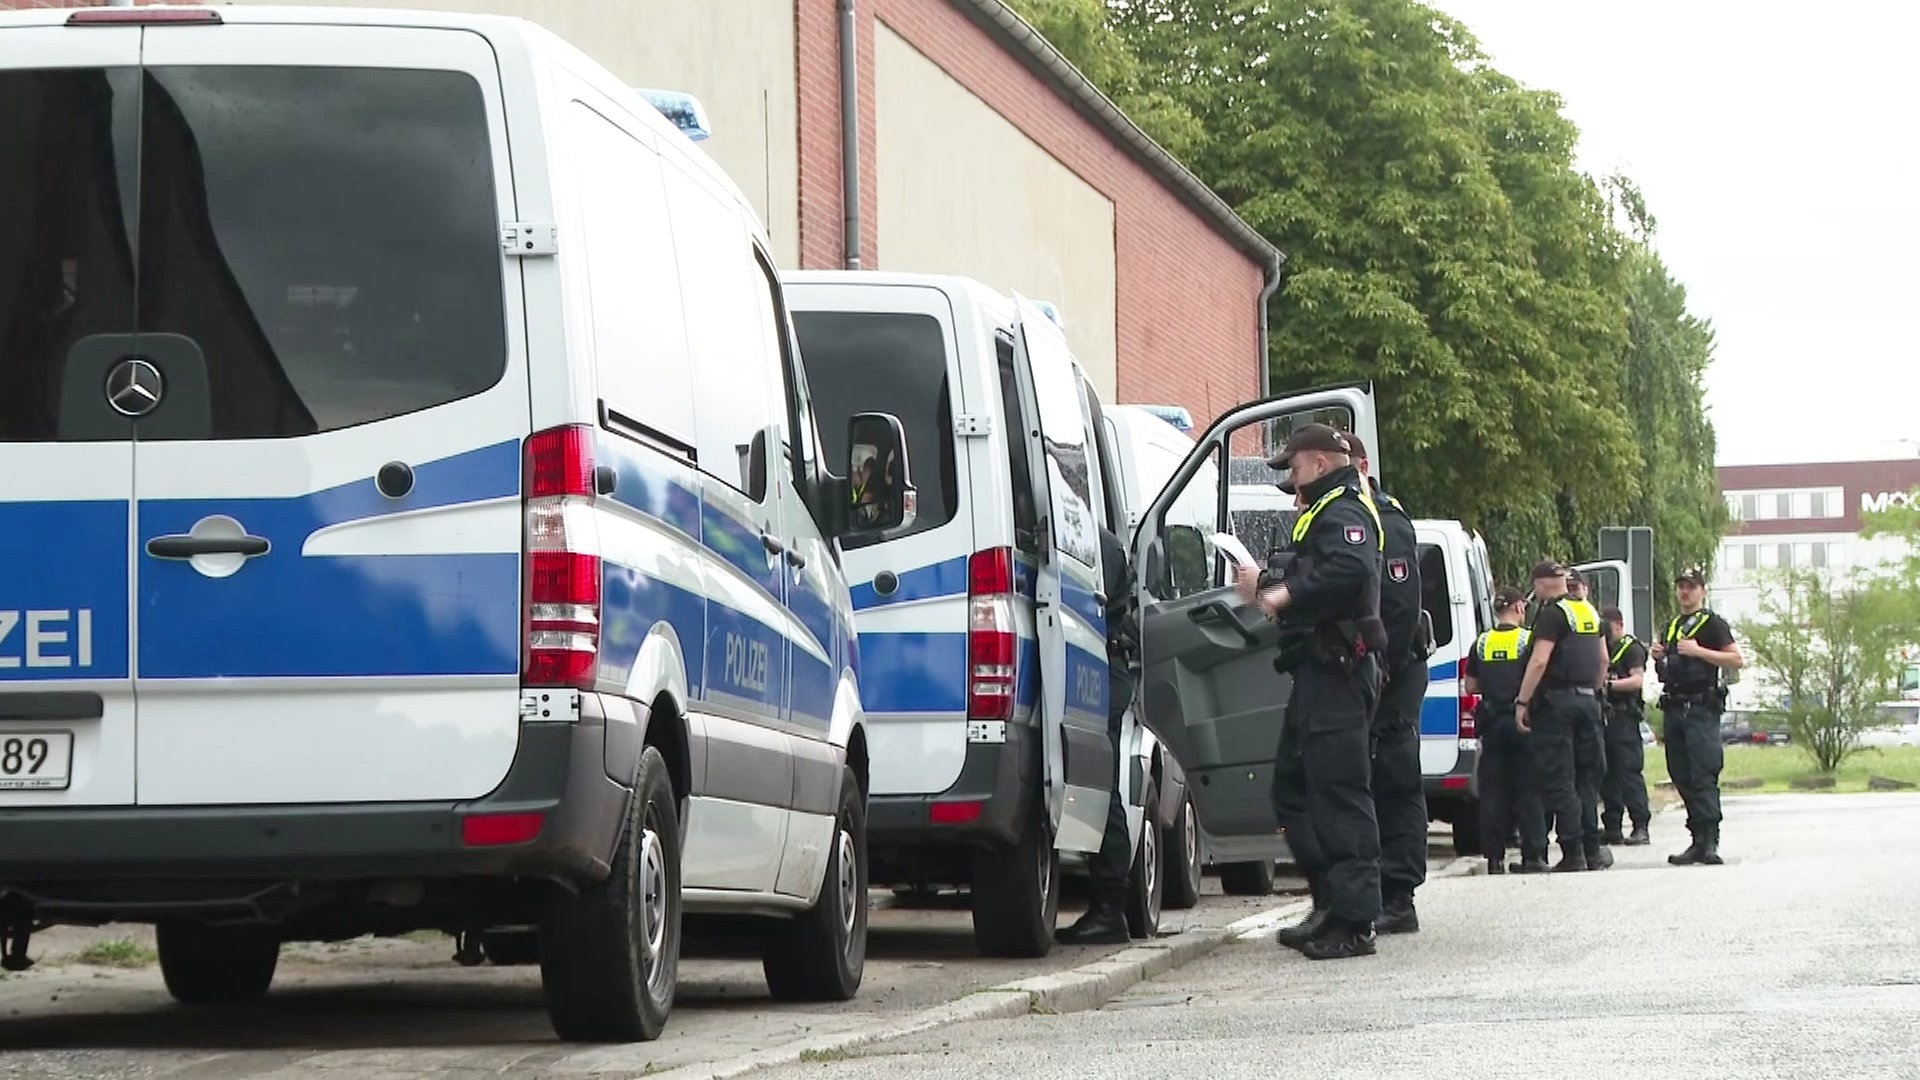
[1466,587,1549,874]
[1339,434,1429,934]
[1513,561,1612,872]
[1057,525,1147,944]
[1653,565,1744,867]
[1600,606,1652,846]
[1237,424,1386,961]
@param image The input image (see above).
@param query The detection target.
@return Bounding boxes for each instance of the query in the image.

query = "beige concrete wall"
[872,24,1118,401]
[233,0,800,266]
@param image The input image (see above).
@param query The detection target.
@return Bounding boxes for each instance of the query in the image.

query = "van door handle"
[146,535,270,559]
[787,543,807,570]
[760,533,786,556]
[1188,600,1262,647]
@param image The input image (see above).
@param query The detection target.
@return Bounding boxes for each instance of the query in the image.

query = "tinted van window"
[0,69,139,442]
[1418,543,1454,648]
[794,312,958,547]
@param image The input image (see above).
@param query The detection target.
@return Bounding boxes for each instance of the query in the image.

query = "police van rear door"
[1575,560,1633,640]
[0,23,144,807]
[1007,296,1112,854]
[127,23,529,806]
[1127,386,1379,841]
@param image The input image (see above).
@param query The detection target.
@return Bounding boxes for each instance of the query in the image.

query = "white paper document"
[1209,532,1257,569]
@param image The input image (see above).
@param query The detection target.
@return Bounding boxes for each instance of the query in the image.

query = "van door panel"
[128,28,528,805]
[0,30,147,808]
[1008,297,1111,852]
[1131,387,1380,839]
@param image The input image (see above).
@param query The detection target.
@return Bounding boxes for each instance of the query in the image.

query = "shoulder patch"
[1387,557,1410,582]
[1344,525,1367,545]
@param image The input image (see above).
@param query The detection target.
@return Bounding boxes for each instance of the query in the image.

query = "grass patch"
[76,937,156,969]
[1646,742,1920,794]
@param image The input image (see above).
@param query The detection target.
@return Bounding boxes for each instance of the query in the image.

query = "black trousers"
[1089,685,1135,909]
[1601,704,1651,833]
[1272,657,1382,925]
[1373,662,1429,903]
[1663,700,1724,834]
[1530,689,1603,857]
[1478,703,1544,863]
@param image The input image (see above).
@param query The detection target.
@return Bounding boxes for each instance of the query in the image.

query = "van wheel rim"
[836,828,859,942]
[1037,840,1053,917]
[1142,819,1158,910]
[639,823,669,996]
[1183,804,1200,881]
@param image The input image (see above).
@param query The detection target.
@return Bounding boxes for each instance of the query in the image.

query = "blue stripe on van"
[857,631,967,713]
[850,555,968,610]
[0,499,132,681]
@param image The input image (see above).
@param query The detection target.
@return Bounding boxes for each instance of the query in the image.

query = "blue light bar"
[1033,300,1065,328]
[1136,404,1194,432]
[635,87,712,142]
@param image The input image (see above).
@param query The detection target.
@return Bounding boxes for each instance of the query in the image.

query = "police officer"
[1562,570,1609,855]
[1057,525,1147,944]
[1513,561,1612,872]
[1465,587,1549,874]
[1339,434,1429,934]
[1652,565,1744,866]
[1236,424,1386,961]
[1600,606,1652,846]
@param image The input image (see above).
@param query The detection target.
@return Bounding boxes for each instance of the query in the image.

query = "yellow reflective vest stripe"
[1478,626,1530,662]
[1290,484,1384,550]
[1556,597,1601,636]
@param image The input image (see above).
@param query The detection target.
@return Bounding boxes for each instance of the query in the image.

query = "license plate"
[0,731,73,791]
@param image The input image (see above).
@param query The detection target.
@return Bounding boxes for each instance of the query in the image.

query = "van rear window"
[1418,543,1454,648]
[793,312,958,547]
[0,66,504,442]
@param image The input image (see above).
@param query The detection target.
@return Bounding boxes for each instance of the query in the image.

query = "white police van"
[0,5,895,1044]
[785,273,1180,952]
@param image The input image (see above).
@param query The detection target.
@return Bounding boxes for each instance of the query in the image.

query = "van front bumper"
[0,718,630,903]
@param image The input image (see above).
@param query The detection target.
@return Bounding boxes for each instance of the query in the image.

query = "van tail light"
[68,8,223,25]
[523,425,601,691]
[967,548,1018,721]
[1457,657,1479,740]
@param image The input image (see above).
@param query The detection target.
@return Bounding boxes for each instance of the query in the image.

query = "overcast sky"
[1429,0,1920,466]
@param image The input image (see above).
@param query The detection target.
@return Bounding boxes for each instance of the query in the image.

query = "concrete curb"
[644,898,1307,1079]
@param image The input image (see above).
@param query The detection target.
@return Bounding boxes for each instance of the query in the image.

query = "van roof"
[784,270,1021,318]
[0,5,758,222]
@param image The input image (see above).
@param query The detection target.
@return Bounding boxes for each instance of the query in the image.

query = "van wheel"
[1161,795,1203,911]
[540,746,681,1043]
[481,930,540,966]
[1219,860,1276,897]
[1453,807,1483,857]
[156,921,279,1006]
[971,799,1060,958]
[763,766,868,1001]
[1125,779,1163,939]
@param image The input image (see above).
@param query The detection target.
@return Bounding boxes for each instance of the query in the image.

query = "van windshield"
[0,65,505,442]
[793,311,958,548]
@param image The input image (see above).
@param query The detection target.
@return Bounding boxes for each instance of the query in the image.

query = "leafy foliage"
[1741,569,1910,774]
[1006,0,1726,586]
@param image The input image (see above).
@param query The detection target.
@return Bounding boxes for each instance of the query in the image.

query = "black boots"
[1510,851,1552,874]
[1585,846,1615,871]
[1699,826,1724,866]
[1055,902,1130,946]
[1375,895,1419,935]
[1275,906,1330,950]
[1486,858,1507,875]
[1298,919,1377,961]
[1604,826,1627,846]
[1553,849,1589,873]
[1625,825,1651,847]
[1669,828,1717,866]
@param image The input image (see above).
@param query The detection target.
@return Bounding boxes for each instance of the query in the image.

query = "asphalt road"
[748,795,1920,1080]
[0,863,1322,1079]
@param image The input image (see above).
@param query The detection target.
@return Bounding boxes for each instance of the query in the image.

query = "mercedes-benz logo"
[105,358,164,418]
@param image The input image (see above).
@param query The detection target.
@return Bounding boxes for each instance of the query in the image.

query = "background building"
[2,0,1282,428]
[1712,458,1920,628]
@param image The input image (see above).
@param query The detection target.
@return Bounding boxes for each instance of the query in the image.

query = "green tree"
[1861,490,1920,643]
[1741,569,1909,774]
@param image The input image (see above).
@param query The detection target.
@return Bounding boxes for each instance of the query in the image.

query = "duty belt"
[1546,686,1597,696]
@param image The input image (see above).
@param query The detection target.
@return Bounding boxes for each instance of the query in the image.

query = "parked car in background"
[1861,702,1920,749]
[1720,710,1790,746]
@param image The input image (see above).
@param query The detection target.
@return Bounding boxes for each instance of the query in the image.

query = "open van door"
[1128,386,1378,840]
[1007,296,1113,855]
[1575,560,1633,641]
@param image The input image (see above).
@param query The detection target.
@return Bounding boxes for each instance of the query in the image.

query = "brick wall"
[795,0,1264,429]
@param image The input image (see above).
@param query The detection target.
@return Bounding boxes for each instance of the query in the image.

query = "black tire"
[1125,779,1163,939]
[482,929,540,967]
[1219,859,1276,897]
[1161,795,1203,911]
[971,797,1060,958]
[156,921,279,1006]
[540,746,681,1043]
[763,765,868,1001]
[1453,807,1483,857]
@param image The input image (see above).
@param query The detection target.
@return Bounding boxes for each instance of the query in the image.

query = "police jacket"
[1099,526,1138,714]
[1369,478,1422,672]
[1529,596,1604,690]
[1660,609,1733,696]
[1469,625,1531,707]
[1281,465,1383,630]
[1607,633,1648,714]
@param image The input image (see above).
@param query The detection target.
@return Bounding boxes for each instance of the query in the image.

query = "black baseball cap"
[1675,565,1707,586]
[1566,568,1586,587]
[1494,586,1527,610]
[1530,559,1568,582]
[1264,423,1352,470]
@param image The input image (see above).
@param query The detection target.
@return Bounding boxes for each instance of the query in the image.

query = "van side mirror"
[846,412,916,536]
